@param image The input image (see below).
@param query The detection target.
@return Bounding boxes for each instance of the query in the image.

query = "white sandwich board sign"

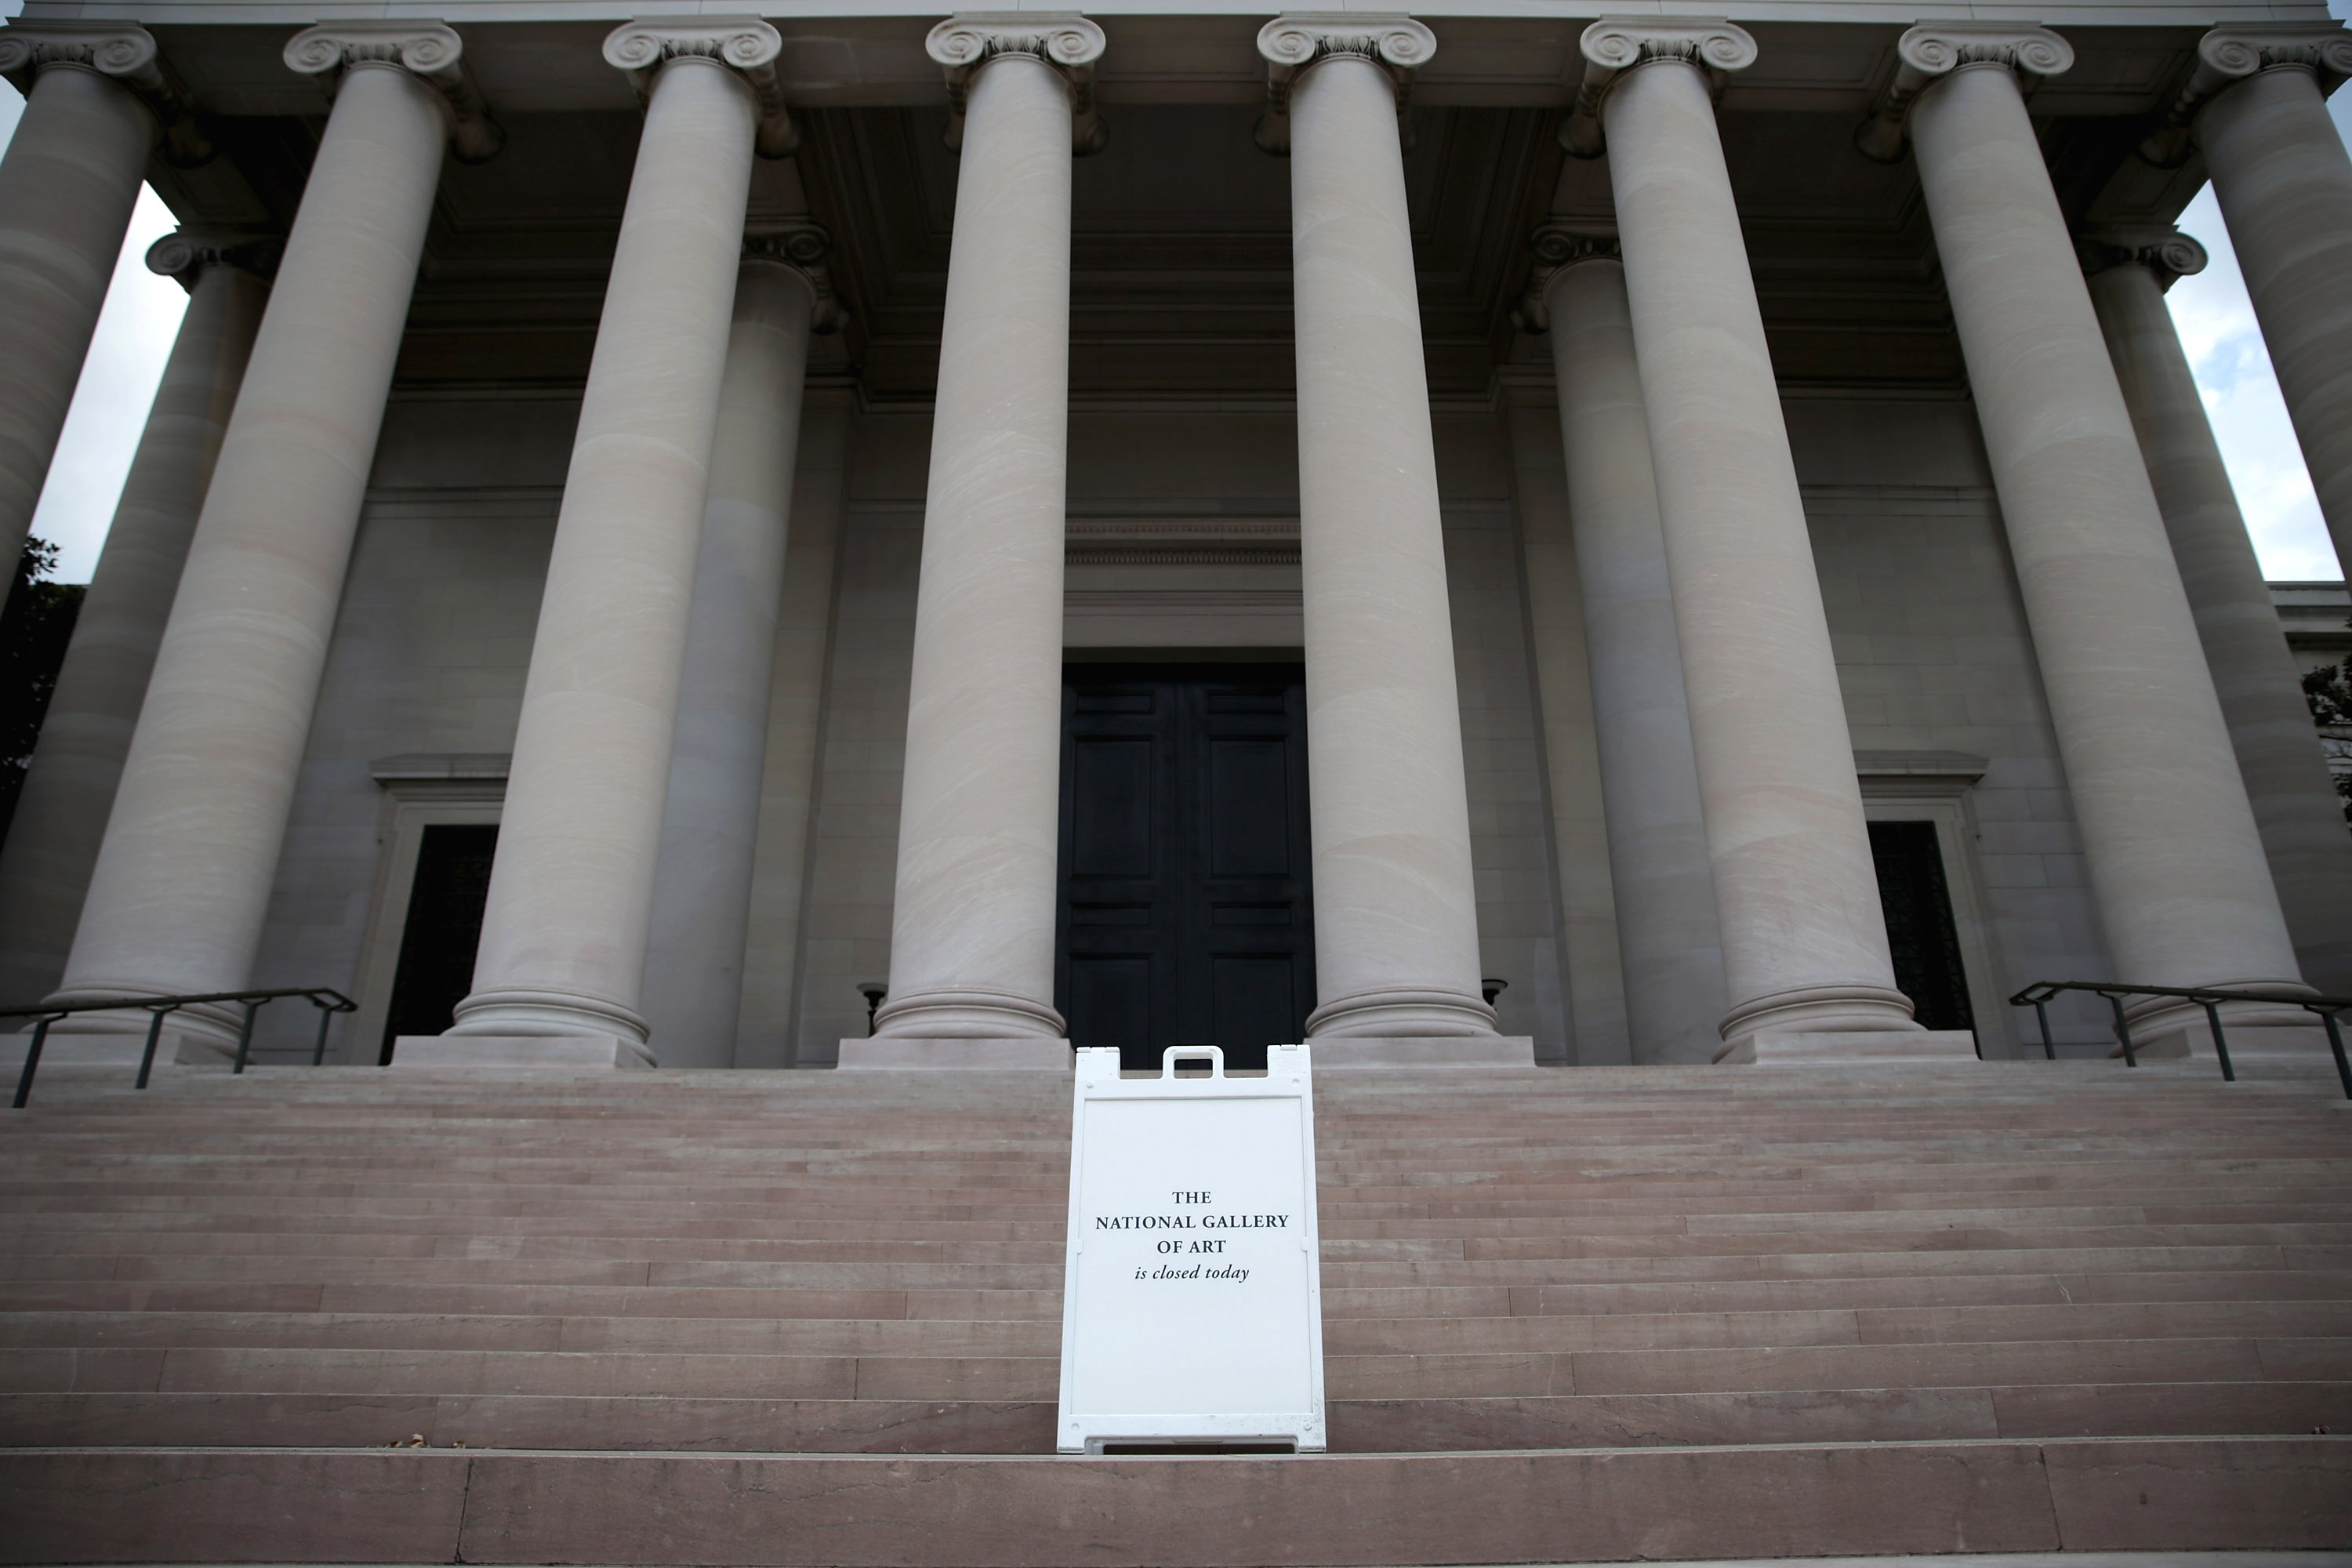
[1055,1043,1326,1454]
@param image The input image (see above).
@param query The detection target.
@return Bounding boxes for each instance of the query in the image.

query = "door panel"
[380,822,499,1064]
[1867,818,1976,1036]
[1058,664,1314,1070]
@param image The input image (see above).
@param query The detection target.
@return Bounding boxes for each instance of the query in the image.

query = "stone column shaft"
[2088,249,2352,996]
[1902,36,2303,1018]
[53,42,461,1036]
[1261,16,1496,1040]
[0,36,158,593]
[1586,23,1919,1053]
[640,254,819,1067]
[2188,28,2352,582]
[452,35,771,1053]
[0,241,267,1005]
[873,18,1104,1044]
[1541,251,1728,1063]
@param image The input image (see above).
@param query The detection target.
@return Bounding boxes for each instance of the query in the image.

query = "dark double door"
[1057,664,1316,1069]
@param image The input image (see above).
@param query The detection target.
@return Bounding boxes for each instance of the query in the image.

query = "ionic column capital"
[145,228,283,291]
[1512,223,1620,334]
[2140,24,2352,166]
[603,17,797,159]
[927,13,1107,155]
[1855,23,2074,163]
[1253,13,1436,155]
[1561,18,1755,158]
[0,20,211,166]
[2076,227,2209,292]
[285,22,503,163]
[743,220,845,334]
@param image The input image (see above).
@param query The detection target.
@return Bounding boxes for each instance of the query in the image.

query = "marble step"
[11,1267,2343,1321]
[7,1379,2347,1454]
[5,1299,2343,1359]
[5,1334,2343,1403]
[3,1437,2343,1564]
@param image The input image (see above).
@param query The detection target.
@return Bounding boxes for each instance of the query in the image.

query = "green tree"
[2303,656,2352,828]
[0,538,87,850]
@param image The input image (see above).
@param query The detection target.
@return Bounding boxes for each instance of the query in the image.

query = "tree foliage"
[2303,657,2352,827]
[0,538,87,850]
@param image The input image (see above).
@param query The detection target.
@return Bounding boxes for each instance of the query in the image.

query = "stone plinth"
[390,1036,652,1070]
[1715,1030,1981,1066]
[836,1037,1073,1070]
[1310,1036,1537,1069]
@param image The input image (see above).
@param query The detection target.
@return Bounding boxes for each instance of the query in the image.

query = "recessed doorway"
[1057,663,1316,1070]
[379,823,499,1063]
[1867,818,1976,1037]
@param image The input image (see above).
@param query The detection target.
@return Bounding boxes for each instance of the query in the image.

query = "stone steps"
[2,1437,2345,1563]
[2,1062,2347,1540]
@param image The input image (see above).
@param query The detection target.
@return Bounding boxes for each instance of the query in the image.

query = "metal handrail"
[4,987,356,1109]
[2009,979,2352,1100]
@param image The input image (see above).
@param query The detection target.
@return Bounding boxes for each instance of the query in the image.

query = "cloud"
[2161,9,2352,586]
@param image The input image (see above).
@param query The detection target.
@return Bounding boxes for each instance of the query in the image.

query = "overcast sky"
[3,11,2350,584]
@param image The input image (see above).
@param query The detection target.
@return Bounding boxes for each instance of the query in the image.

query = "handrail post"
[2200,999,2235,1083]
[2103,992,2137,1067]
[310,999,336,1067]
[231,1000,262,1075]
[2318,1007,2352,1103]
[2032,999,2056,1060]
[11,1017,54,1109]
[134,1007,174,1091]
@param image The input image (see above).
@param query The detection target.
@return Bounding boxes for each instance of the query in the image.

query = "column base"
[1715,1029,1982,1066]
[390,1034,654,1070]
[1305,986,1500,1038]
[41,989,244,1051]
[1310,1036,1537,1069]
[448,986,651,1049]
[836,1036,1072,1070]
[869,985,1065,1041]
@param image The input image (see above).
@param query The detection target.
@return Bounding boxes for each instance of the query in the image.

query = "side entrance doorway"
[1057,663,1316,1069]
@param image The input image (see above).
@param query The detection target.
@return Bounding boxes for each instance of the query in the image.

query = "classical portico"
[3,4,2349,1073]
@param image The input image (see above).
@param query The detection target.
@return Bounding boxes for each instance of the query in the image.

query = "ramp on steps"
[0,1059,2346,1562]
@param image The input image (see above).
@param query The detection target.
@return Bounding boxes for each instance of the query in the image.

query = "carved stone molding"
[2140,24,2352,167]
[283,22,503,164]
[1254,14,1436,156]
[603,17,797,160]
[1561,17,1758,158]
[744,220,845,334]
[2076,227,2209,292]
[927,14,1108,156]
[1855,23,2074,163]
[1511,223,1620,334]
[146,227,283,290]
[0,21,210,166]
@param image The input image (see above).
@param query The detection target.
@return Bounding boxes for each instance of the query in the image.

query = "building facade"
[1,0,2349,1074]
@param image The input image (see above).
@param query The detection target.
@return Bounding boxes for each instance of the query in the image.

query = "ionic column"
[1566,20,1926,1056]
[0,24,204,601]
[50,25,495,1040]
[640,229,836,1068]
[2162,26,2352,581]
[1256,15,1497,1040]
[1530,237,1728,1064]
[869,16,1104,1046]
[2084,233,2352,996]
[448,22,795,1057]
[0,232,270,1006]
[1883,25,2305,1033]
